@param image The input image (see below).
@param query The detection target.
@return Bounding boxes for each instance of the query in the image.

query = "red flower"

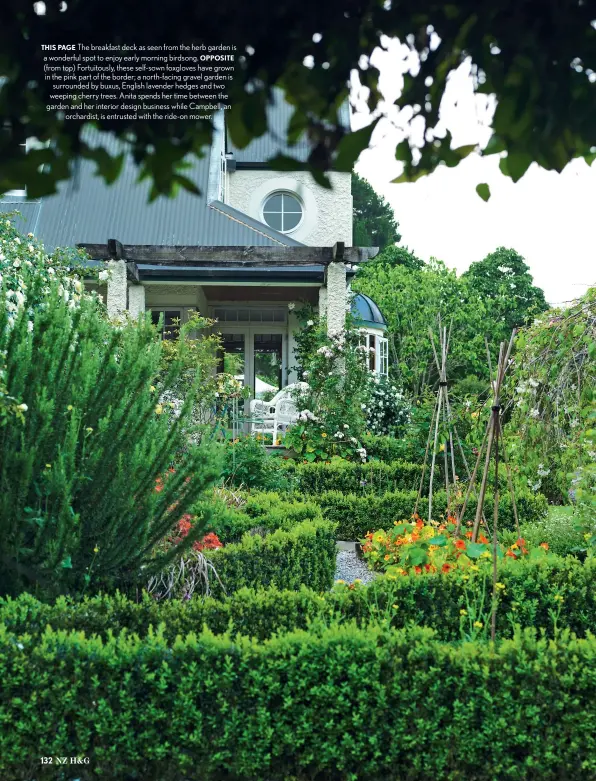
[506,549,518,559]
[177,514,192,537]
[442,563,452,574]
[193,532,223,551]
[465,531,473,540]
[416,518,424,530]
[413,565,422,575]
[516,537,526,547]
[454,539,466,550]
[540,542,549,551]
[478,534,489,544]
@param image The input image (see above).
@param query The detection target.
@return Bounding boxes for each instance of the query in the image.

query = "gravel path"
[334,549,377,585]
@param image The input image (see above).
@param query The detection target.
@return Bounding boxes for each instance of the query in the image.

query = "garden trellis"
[414,317,476,522]
[454,331,522,640]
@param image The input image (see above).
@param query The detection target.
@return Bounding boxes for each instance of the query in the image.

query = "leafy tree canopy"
[1,1,595,198]
[462,247,549,334]
[370,245,425,271]
[352,172,401,248]
[354,258,492,396]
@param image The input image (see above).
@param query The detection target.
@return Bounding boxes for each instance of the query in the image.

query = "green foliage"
[361,433,411,463]
[283,458,424,495]
[221,436,289,490]
[354,259,493,396]
[206,518,337,595]
[517,506,592,559]
[208,491,322,543]
[3,6,595,196]
[285,315,370,462]
[367,244,425,271]
[363,374,410,436]
[462,247,548,338]
[507,287,596,510]
[0,219,222,598]
[2,596,596,779]
[308,487,547,540]
[2,555,595,644]
[351,172,401,249]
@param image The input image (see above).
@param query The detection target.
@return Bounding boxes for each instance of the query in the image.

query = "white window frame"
[379,336,389,377]
[261,190,304,234]
[359,327,388,376]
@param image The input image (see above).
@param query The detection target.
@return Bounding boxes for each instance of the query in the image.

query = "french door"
[216,326,288,403]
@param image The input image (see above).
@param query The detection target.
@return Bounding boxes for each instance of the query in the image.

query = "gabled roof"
[0,125,303,251]
[227,87,351,165]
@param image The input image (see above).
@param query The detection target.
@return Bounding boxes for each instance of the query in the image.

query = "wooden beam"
[107,238,124,260]
[333,241,345,261]
[126,261,140,283]
[77,243,378,265]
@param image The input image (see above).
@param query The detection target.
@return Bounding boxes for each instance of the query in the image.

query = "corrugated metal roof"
[227,87,351,165]
[0,128,302,250]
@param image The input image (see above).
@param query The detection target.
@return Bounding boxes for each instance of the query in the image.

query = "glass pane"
[282,193,302,212]
[264,194,283,211]
[254,333,283,399]
[369,334,376,372]
[263,211,283,231]
[151,310,181,340]
[283,211,301,231]
[219,333,245,386]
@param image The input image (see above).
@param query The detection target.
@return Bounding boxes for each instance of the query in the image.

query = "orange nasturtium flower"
[540,542,549,550]
[454,539,466,550]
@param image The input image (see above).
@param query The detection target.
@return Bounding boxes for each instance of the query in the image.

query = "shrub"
[310,488,548,540]
[363,375,411,435]
[284,309,370,462]
[221,435,289,490]
[0,232,221,598]
[2,556,595,644]
[207,492,323,544]
[206,518,336,594]
[1,620,596,779]
[361,433,411,463]
[517,506,591,558]
[284,458,424,495]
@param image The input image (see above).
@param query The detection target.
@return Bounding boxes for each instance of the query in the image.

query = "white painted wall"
[226,170,353,247]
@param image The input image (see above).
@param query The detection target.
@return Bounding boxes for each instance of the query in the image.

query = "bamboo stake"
[414,399,437,517]
[491,407,500,642]
[428,388,443,522]
[499,428,522,541]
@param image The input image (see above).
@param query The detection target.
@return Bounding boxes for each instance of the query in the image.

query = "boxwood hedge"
[1,619,595,780]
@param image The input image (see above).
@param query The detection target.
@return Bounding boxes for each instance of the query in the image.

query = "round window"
[262,191,303,233]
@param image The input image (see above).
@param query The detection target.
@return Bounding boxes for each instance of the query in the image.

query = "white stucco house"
[0,90,388,405]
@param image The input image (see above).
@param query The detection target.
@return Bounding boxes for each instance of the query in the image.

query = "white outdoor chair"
[272,398,299,443]
[250,382,308,438]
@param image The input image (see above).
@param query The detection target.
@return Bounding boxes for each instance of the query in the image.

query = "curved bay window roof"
[351,293,387,331]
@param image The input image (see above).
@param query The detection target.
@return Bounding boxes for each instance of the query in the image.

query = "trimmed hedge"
[1,620,596,780]
[210,495,323,543]
[362,432,413,463]
[282,458,424,494]
[206,518,337,595]
[304,488,548,539]
[2,556,595,644]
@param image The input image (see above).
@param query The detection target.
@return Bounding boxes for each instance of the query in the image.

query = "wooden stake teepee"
[453,330,522,641]
[414,317,478,522]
